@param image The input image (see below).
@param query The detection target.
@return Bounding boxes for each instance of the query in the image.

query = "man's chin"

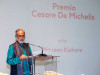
[18,41,24,44]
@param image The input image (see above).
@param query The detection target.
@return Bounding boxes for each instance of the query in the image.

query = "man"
[6,29,33,75]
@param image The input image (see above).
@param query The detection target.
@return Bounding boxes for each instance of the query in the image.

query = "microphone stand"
[29,44,47,56]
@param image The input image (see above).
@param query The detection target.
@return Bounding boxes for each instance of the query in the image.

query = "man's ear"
[15,35,17,39]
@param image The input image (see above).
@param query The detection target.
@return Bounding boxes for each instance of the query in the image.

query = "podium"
[21,56,59,75]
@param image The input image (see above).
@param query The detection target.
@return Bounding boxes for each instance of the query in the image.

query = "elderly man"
[6,29,33,75]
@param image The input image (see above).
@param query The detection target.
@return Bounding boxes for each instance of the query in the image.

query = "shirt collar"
[16,41,23,47]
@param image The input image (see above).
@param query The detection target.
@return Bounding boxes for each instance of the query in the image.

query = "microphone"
[29,44,47,56]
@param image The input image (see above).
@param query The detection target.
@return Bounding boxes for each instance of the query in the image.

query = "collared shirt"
[6,44,33,74]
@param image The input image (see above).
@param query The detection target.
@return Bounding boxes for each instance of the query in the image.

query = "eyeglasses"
[17,35,25,38]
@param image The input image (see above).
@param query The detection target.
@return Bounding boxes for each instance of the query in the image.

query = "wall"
[0,0,100,75]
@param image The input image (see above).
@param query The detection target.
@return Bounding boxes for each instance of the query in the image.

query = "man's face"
[16,30,25,44]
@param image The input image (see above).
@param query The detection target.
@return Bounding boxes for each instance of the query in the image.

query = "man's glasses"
[17,35,25,38]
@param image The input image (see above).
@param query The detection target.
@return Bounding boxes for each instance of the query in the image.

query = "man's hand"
[20,54,27,60]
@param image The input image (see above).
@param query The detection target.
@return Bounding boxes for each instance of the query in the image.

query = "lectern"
[22,56,59,75]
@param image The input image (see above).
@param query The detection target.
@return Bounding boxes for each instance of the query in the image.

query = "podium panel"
[21,56,59,75]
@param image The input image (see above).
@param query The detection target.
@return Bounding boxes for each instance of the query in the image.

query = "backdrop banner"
[0,0,100,75]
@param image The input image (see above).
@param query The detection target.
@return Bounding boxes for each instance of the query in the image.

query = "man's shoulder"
[8,44,13,50]
[9,42,16,48]
[23,43,29,45]
[23,43,29,48]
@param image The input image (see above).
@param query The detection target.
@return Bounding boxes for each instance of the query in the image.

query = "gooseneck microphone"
[29,44,47,56]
